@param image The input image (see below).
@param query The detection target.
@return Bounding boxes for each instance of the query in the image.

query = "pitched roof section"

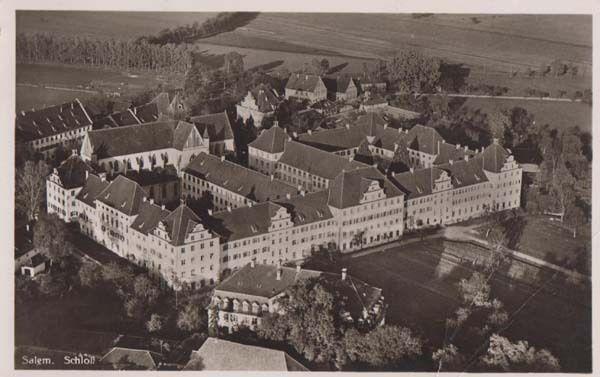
[100,347,161,370]
[476,141,511,173]
[278,141,367,180]
[96,175,146,216]
[184,338,308,371]
[248,85,280,113]
[208,202,283,242]
[76,174,110,208]
[405,124,445,155]
[16,99,92,143]
[248,126,289,154]
[185,153,298,203]
[161,204,204,245]
[275,190,333,226]
[433,142,476,165]
[86,120,196,158]
[132,102,160,123]
[189,112,234,143]
[215,264,383,320]
[323,76,355,93]
[328,167,404,208]
[285,73,323,92]
[297,126,365,152]
[130,201,171,235]
[391,167,446,200]
[438,159,489,188]
[215,264,322,298]
[54,154,96,189]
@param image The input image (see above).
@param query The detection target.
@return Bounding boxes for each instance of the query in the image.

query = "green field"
[461,97,592,132]
[343,240,591,372]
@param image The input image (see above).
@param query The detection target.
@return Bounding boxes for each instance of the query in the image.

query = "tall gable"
[249,126,289,154]
[96,175,146,216]
[328,167,403,208]
[189,112,234,143]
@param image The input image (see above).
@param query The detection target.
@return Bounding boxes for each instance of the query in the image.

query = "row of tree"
[16,33,195,73]
[138,12,260,45]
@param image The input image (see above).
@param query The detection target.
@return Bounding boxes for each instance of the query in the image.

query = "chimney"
[220,155,225,162]
[305,75,308,80]
[405,129,408,134]
[270,174,274,181]
[293,131,298,138]
[341,268,347,281]
[410,167,414,173]
[143,197,147,202]
[307,130,312,135]
[296,264,301,273]
[300,190,306,197]
[393,143,398,151]
[465,155,470,161]
[99,172,107,182]
[383,123,388,130]
[53,168,58,175]
[161,204,166,210]
[297,185,302,192]
[464,145,468,152]
[149,198,154,205]
[208,209,213,216]
[437,140,440,153]
[71,149,78,156]
[449,160,454,165]
[286,193,291,199]
[493,138,499,145]
[274,120,279,128]
[276,260,282,280]
[345,124,350,130]
[456,144,460,150]
[251,259,256,268]
[248,202,253,207]
[26,224,30,232]
[227,206,232,212]
[85,170,89,179]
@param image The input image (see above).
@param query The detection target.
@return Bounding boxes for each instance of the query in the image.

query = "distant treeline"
[137,12,260,45]
[16,33,195,74]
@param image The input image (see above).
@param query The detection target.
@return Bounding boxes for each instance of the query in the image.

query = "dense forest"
[137,12,260,45]
[16,33,195,73]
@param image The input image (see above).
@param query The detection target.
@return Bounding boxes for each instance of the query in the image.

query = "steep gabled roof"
[130,201,171,235]
[285,73,323,92]
[438,158,489,188]
[101,347,162,370]
[355,112,388,136]
[248,126,289,154]
[185,153,298,202]
[76,174,110,208]
[96,175,146,216]
[86,120,195,158]
[278,141,367,180]
[207,202,286,242]
[323,76,356,94]
[16,99,93,143]
[405,124,445,155]
[133,102,160,123]
[248,85,280,113]
[54,154,96,189]
[161,204,204,245]
[275,190,333,226]
[476,141,511,173]
[433,142,476,165]
[189,111,234,143]
[328,167,404,208]
[111,108,141,127]
[391,167,447,200]
[184,338,308,371]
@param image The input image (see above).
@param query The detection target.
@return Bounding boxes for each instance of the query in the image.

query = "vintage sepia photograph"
[11,6,593,373]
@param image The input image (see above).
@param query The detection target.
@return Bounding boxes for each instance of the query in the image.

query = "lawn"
[507,215,591,273]
[16,86,96,112]
[461,97,592,132]
[343,239,591,372]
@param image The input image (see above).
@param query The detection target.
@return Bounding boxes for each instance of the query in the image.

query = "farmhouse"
[16,98,93,158]
[323,76,359,101]
[236,85,280,127]
[284,73,327,103]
